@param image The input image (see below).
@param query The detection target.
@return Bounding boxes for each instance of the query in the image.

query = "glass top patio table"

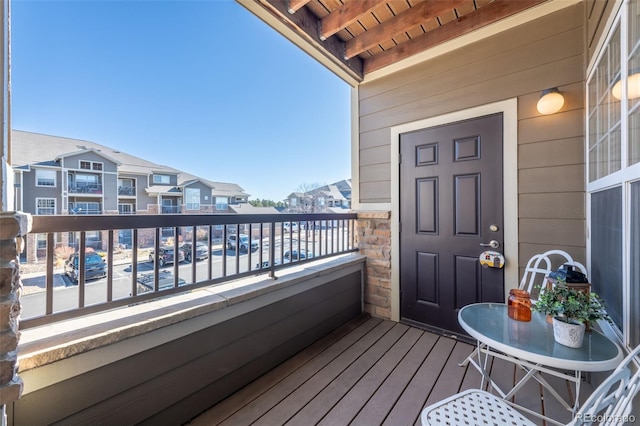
[458,303,623,372]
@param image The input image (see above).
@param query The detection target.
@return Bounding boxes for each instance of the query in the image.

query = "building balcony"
[3,211,600,425]
[161,205,181,214]
[67,183,103,194]
[117,186,136,196]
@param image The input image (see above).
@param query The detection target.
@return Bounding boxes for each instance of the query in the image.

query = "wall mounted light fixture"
[612,72,640,100]
[536,88,565,115]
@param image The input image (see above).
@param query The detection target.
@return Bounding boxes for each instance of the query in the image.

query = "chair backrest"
[520,250,589,300]
[540,249,588,276]
[519,253,553,300]
[569,343,640,425]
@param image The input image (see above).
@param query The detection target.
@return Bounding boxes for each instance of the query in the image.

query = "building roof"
[11,130,180,175]
[55,147,122,166]
[229,203,280,214]
[315,184,347,201]
[145,185,183,196]
[11,130,250,198]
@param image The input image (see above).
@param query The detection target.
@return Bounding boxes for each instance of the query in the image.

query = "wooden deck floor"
[188,314,592,426]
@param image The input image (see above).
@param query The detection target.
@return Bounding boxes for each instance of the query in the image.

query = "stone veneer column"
[0,212,31,419]
[356,211,392,319]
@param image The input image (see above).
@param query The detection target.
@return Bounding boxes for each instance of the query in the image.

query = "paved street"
[20,233,342,319]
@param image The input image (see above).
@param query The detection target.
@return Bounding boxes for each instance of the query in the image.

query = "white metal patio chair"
[424,343,640,426]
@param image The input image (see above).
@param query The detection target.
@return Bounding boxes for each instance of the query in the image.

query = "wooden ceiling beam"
[344,0,468,59]
[363,0,548,74]
[287,0,312,14]
[257,0,364,80]
[319,0,388,40]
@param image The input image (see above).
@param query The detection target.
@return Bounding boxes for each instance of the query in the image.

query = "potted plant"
[532,279,611,348]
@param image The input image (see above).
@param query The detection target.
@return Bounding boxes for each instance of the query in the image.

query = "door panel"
[400,113,504,335]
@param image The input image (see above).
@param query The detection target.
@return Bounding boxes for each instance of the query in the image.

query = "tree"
[296,182,324,194]
[249,199,285,208]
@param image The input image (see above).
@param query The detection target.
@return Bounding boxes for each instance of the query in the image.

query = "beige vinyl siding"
[587,0,619,61]
[358,3,587,268]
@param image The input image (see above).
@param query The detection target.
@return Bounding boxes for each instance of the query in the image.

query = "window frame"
[215,196,228,210]
[36,169,57,187]
[153,174,171,184]
[36,198,56,215]
[586,0,640,348]
[185,187,201,211]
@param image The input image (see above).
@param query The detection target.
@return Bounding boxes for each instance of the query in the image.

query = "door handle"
[480,240,500,249]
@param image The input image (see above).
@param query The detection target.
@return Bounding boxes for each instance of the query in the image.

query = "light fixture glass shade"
[536,88,564,115]
[612,72,640,100]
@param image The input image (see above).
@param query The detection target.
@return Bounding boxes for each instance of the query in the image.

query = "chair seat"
[421,389,537,426]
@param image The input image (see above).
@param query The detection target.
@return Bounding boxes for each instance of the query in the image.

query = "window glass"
[36,198,55,215]
[119,204,134,214]
[591,187,623,329]
[588,24,621,182]
[36,233,47,249]
[153,174,170,184]
[36,169,56,187]
[185,188,200,210]
[586,2,640,346]
[216,197,228,210]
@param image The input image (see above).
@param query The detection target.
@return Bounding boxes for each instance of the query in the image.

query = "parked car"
[283,222,298,232]
[64,252,107,283]
[181,242,209,262]
[284,250,312,261]
[227,234,259,253]
[149,246,185,267]
[255,260,280,269]
[136,271,187,293]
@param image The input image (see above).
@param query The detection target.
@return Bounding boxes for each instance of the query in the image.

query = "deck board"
[188,315,594,426]
[314,326,423,426]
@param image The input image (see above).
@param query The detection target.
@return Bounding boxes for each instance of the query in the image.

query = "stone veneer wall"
[0,212,31,418]
[356,211,391,319]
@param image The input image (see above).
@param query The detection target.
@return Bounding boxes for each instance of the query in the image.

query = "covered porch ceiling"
[239,0,550,84]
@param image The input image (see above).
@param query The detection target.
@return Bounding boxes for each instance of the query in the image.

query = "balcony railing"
[161,205,181,214]
[67,183,103,194]
[23,213,358,329]
[117,186,136,196]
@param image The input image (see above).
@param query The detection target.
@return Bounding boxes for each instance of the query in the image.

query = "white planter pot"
[552,317,586,348]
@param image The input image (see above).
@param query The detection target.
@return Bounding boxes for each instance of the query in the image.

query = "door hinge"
[398,222,402,233]
[398,153,402,164]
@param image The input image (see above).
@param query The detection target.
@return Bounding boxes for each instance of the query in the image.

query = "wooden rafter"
[362,0,548,74]
[344,0,468,59]
[258,0,365,80]
[287,0,311,14]
[319,0,388,40]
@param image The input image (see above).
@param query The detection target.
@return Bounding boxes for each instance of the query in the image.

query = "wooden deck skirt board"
[189,315,594,425]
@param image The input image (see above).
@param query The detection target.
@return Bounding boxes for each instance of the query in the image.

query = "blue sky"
[11,0,352,202]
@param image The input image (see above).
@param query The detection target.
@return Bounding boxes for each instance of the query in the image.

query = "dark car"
[181,242,209,262]
[64,252,107,283]
[136,271,187,293]
[284,250,312,261]
[149,246,185,267]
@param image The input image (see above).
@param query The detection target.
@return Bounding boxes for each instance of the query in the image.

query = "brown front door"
[400,113,504,335]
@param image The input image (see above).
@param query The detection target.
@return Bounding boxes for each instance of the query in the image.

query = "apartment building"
[11,130,250,260]
[286,179,351,213]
